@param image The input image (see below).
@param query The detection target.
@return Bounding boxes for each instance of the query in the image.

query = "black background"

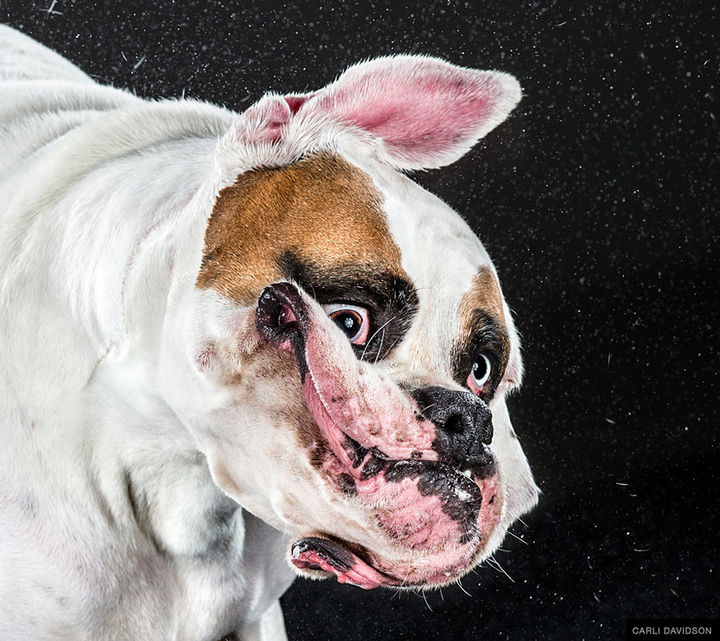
[3,1,718,639]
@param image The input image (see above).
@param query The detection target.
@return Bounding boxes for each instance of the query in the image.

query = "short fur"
[0,25,537,641]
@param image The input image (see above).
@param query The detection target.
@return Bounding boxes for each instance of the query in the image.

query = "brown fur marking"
[196,152,405,305]
[454,266,510,383]
[460,267,505,323]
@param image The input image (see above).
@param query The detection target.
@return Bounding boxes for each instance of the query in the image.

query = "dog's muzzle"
[253,281,503,588]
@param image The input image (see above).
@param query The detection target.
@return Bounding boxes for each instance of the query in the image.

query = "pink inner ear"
[337,73,496,149]
[235,95,294,144]
[284,93,316,114]
[297,57,521,169]
[236,93,315,144]
[256,99,292,143]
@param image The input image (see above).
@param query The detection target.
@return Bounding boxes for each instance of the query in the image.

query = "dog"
[0,25,538,641]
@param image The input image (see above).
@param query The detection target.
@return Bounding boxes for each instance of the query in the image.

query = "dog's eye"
[466,353,492,394]
[323,304,370,345]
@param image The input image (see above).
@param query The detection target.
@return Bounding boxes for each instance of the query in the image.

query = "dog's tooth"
[462,469,472,478]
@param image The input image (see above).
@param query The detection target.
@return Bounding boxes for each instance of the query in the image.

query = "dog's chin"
[287,454,505,590]
[288,492,504,590]
[289,537,492,590]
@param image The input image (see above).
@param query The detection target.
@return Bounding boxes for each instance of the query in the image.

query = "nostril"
[278,305,298,327]
[443,413,467,434]
[257,290,286,328]
[257,283,305,339]
[258,292,297,329]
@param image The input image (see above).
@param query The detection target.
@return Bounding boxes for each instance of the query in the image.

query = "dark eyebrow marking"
[279,250,419,362]
[451,309,511,393]
[451,266,511,395]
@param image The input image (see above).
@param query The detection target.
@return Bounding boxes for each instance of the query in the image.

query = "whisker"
[418,403,437,415]
[379,333,405,359]
[486,555,515,583]
[455,577,471,597]
[373,326,386,365]
[506,529,529,546]
[421,590,434,612]
[396,565,413,589]
[361,316,396,360]
[408,276,434,293]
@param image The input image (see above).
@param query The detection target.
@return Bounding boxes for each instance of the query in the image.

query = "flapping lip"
[291,536,396,589]
[302,363,489,511]
[256,282,502,587]
[288,474,499,590]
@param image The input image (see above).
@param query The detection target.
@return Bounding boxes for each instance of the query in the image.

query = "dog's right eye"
[323,304,370,345]
[466,353,492,396]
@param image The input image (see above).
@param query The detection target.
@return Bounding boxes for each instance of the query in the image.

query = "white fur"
[0,25,537,640]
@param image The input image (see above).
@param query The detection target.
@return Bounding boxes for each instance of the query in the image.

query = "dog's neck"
[0,136,204,480]
[0,105,295,631]
[0,119,214,406]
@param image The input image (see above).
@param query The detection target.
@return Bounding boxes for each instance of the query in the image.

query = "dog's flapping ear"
[231,56,522,170]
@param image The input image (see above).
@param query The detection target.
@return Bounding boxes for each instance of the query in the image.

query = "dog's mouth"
[289,472,499,590]
[290,536,395,589]
[257,282,502,588]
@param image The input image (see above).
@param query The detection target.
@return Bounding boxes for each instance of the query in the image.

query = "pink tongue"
[291,537,394,590]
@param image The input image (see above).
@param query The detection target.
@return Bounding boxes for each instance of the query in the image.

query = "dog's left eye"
[466,353,492,395]
[323,304,370,345]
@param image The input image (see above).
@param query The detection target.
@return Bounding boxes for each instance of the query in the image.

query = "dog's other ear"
[293,55,522,169]
[229,88,322,146]
[231,93,296,145]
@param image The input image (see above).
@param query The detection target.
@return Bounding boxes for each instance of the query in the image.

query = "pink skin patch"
[372,478,460,548]
[301,315,439,463]
[194,345,215,372]
[477,475,503,539]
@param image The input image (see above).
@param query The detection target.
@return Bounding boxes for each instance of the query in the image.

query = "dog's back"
[0,25,139,175]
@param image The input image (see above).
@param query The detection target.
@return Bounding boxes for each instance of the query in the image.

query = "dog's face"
[160,56,537,589]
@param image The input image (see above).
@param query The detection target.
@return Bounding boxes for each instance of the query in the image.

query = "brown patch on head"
[197,152,405,305]
[452,267,511,391]
[462,267,505,322]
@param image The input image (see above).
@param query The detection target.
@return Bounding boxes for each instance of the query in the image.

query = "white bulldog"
[0,25,538,641]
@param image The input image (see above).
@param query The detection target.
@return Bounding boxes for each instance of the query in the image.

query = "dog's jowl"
[0,25,538,641]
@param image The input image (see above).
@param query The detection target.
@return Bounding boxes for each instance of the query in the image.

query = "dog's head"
[160,56,538,589]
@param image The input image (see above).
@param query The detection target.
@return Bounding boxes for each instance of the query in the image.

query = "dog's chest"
[93,508,294,640]
[162,510,294,639]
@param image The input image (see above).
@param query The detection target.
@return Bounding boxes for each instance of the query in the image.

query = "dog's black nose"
[411,386,494,471]
[256,282,306,341]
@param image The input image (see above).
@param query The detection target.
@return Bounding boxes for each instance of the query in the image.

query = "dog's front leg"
[234,600,287,641]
